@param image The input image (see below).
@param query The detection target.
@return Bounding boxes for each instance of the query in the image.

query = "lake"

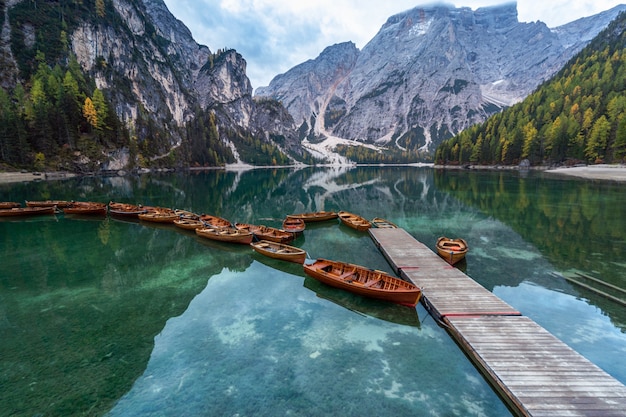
[1,166,625,416]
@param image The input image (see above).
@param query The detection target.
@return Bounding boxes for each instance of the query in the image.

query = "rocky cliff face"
[68,0,208,133]
[1,0,300,167]
[256,4,626,153]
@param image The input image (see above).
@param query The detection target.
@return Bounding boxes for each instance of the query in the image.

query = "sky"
[161,1,625,90]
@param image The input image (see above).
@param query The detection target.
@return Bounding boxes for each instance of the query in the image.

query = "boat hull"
[199,214,231,228]
[108,202,147,218]
[371,217,397,228]
[436,237,468,265]
[26,200,72,208]
[62,202,107,215]
[282,217,305,234]
[286,211,338,222]
[303,259,421,307]
[235,223,294,243]
[195,227,253,244]
[251,240,307,264]
[338,211,371,231]
[138,210,178,223]
[0,206,56,217]
[173,218,204,230]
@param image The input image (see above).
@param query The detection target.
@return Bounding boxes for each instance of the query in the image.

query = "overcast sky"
[161,1,625,90]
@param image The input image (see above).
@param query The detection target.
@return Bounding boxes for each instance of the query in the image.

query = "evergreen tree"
[92,88,108,132]
[613,116,626,160]
[585,115,611,162]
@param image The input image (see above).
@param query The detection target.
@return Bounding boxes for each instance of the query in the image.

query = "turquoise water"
[1,166,625,416]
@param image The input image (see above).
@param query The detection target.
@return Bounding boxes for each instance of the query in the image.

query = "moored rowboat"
[173,218,205,230]
[338,211,371,231]
[195,226,253,244]
[62,202,107,215]
[250,240,307,264]
[235,223,294,243]
[199,214,232,228]
[0,206,56,217]
[138,209,178,223]
[371,217,397,228]
[108,202,147,218]
[282,217,305,234]
[26,200,72,208]
[286,211,338,222]
[0,202,21,209]
[303,258,422,307]
[435,236,468,265]
[174,209,200,220]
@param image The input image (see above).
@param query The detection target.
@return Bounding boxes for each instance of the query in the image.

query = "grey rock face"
[256,4,626,152]
[1,0,299,164]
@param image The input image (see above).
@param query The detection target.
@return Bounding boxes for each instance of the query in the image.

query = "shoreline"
[2,164,626,184]
[435,163,626,182]
[543,164,626,182]
[0,171,76,184]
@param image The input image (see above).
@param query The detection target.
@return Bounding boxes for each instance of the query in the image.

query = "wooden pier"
[369,227,626,417]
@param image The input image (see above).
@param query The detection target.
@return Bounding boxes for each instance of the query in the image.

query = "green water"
[1,166,625,416]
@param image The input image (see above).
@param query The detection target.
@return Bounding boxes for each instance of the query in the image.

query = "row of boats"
[1,199,468,307]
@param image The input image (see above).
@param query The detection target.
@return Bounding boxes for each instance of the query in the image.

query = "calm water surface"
[1,166,625,416]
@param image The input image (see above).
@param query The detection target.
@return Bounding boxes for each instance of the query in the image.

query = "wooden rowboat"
[235,223,294,243]
[63,202,107,215]
[250,240,307,264]
[0,202,21,209]
[173,218,205,230]
[0,206,56,217]
[174,209,200,220]
[282,217,305,234]
[436,236,468,265]
[371,217,397,228]
[286,211,338,222]
[338,211,371,231]
[138,209,178,223]
[108,202,147,218]
[303,258,422,307]
[195,226,253,244]
[199,214,232,228]
[26,200,72,208]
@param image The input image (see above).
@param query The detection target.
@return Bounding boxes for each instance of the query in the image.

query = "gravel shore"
[545,165,626,182]
[0,172,76,184]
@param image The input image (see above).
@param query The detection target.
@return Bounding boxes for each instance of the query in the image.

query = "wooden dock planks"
[369,227,626,417]
[371,227,521,318]
[447,315,626,416]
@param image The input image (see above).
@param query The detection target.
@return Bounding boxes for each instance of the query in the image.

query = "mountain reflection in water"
[1,166,625,416]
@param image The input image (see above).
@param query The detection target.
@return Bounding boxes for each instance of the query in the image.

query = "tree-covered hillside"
[435,12,626,166]
[0,0,292,172]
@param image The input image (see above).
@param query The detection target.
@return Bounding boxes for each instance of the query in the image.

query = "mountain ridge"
[0,0,303,172]
[1,1,625,172]
[256,3,626,155]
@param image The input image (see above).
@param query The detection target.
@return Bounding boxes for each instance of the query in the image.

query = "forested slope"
[435,12,626,166]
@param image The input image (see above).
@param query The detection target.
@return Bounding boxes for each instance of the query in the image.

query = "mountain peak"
[256,3,624,154]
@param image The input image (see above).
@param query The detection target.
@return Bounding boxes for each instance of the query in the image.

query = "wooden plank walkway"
[369,227,626,417]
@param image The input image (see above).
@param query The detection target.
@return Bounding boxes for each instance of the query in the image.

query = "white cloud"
[162,1,625,89]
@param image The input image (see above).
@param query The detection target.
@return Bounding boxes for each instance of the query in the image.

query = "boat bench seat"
[340,270,356,279]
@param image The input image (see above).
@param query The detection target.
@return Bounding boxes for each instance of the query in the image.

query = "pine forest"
[435,12,626,166]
